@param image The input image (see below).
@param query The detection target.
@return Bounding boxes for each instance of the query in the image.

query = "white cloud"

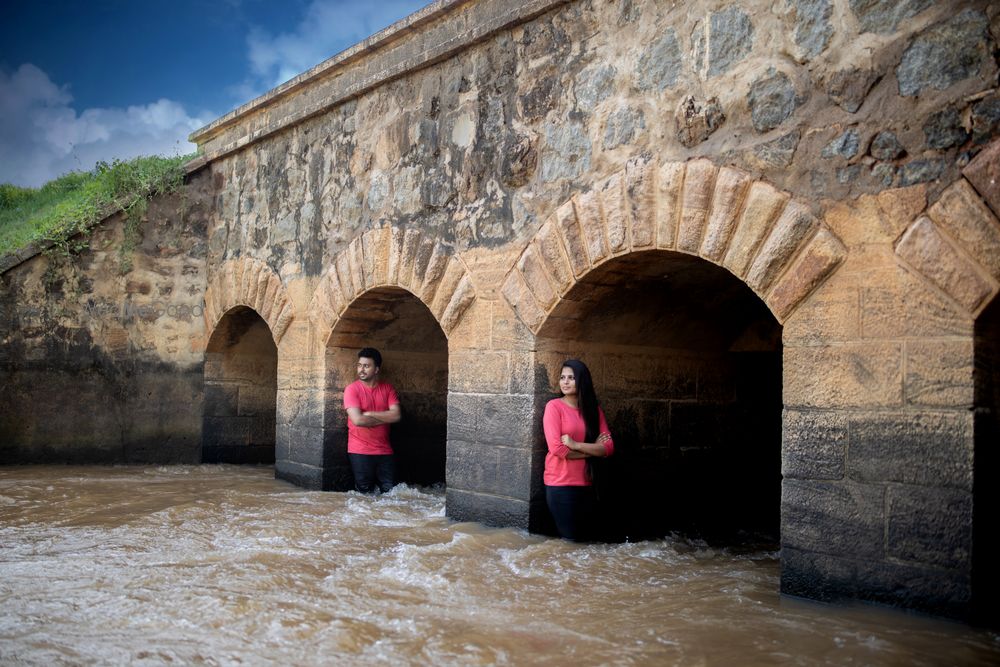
[0,64,211,187]
[242,0,428,91]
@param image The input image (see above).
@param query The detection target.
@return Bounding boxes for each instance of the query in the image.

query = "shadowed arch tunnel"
[325,286,449,490]
[532,250,782,542]
[974,294,1000,624]
[202,306,278,464]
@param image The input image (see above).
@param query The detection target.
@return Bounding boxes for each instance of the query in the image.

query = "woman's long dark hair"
[561,359,600,443]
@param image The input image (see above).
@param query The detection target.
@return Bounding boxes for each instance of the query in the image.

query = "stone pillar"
[445,298,542,529]
[274,320,335,489]
[780,187,978,617]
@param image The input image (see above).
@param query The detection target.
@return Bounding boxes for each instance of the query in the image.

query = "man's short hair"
[358,347,382,368]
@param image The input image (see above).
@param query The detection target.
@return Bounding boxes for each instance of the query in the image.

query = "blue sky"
[0,0,429,187]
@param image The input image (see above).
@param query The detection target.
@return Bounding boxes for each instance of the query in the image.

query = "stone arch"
[203,305,278,464]
[500,156,847,333]
[893,145,1000,318]
[531,248,784,540]
[308,227,476,338]
[323,285,450,489]
[204,257,295,345]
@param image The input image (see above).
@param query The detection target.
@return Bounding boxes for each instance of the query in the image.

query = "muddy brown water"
[1,466,997,666]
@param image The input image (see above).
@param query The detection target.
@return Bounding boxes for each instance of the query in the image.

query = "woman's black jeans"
[545,484,596,542]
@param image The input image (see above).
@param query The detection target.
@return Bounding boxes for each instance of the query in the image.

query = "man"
[343,347,402,493]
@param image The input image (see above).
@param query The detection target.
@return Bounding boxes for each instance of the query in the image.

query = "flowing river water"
[1,465,998,666]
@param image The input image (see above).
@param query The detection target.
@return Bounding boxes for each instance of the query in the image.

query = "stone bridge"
[2,0,999,622]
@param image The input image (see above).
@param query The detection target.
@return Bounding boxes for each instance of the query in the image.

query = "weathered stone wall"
[779,183,977,617]
[2,0,1000,620]
[0,170,214,463]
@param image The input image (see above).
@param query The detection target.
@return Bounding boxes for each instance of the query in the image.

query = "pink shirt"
[543,398,614,487]
[343,380,399,455]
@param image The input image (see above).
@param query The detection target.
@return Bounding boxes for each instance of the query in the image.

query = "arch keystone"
[599,171,629,254]
[240,259,259,305]
[348,237,366,291]
[625,157,656,249]
[363,228,391,287]
[677,158,718,253]
[387,226,406,285]
[334,253,355,303]
[555,200,589,278]
[398,228,422,291]
[656,161,685,249]
[701,167,751,262]
[574,190,609,266]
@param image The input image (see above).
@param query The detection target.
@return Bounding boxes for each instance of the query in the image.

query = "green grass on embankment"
[0,154,194,261]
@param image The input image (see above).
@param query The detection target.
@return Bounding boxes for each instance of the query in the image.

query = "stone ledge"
[189,0,572,162]
[0,206,123,276]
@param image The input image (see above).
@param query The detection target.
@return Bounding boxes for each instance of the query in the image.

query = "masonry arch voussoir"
[308,226,476,338]
[204,257,295,345]
[894,144,1000,318]
[501,156,848,334]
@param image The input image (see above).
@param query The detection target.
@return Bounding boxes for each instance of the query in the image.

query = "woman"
[543,359,614,541]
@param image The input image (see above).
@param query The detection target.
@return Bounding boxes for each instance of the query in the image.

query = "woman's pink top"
[543,398,614,487]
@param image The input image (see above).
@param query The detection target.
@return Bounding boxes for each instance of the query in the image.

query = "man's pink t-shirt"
[343,380,399,455]
[543,398,614,486]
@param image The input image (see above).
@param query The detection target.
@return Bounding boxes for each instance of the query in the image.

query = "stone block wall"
[778,150,1000,615]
